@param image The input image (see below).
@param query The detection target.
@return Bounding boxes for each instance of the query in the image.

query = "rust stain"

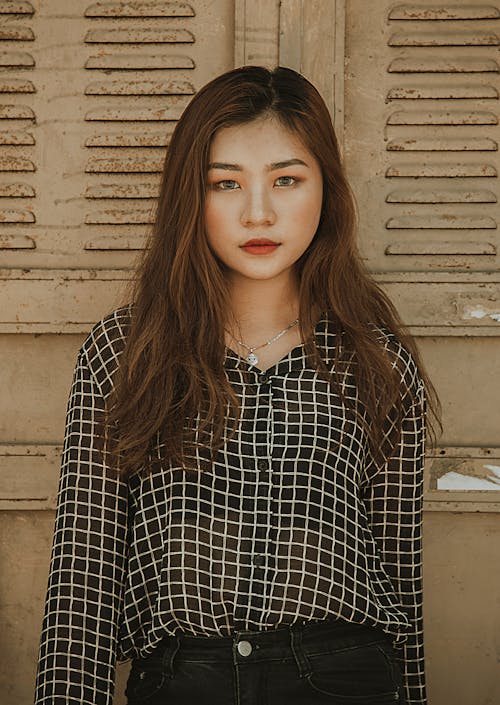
[84,1,195,18]
[85,183,158,198]
[85,208,153,225]
[0,182,35,197]
[85,157,163,173]
[0,79,35,93]
[84,28,194,44]
[0,26,34,41]
[0,104,35,120]
[0,208,35,223]
[0,235,35,250]
[0,156,35,172]
[85,132,169,147]
[85,79,195,96]
[0,131,35,145]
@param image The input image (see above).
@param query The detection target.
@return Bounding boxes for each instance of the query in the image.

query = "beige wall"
[1,1,499,703]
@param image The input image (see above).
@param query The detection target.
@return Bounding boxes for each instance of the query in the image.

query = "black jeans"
[125,619,406,705]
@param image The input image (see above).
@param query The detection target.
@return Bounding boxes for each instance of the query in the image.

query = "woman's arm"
[34,348,129,705]
[361,378,427,705]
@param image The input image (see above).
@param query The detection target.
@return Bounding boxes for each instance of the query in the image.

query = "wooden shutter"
[0,0,232,331]
[343,1,500,508]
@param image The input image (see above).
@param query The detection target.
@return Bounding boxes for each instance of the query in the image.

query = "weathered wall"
[0,1,499,703]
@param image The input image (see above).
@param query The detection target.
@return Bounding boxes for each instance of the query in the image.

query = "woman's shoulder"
[78,304,133,394]
[369,323,423,399]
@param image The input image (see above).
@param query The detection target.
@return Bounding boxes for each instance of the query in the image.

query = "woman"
[34,65,441,705]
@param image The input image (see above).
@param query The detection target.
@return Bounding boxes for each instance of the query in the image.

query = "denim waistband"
[153,618,392,664]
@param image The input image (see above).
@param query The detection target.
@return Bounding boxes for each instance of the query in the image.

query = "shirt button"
[257,459,268,471]
[237,640,253,657]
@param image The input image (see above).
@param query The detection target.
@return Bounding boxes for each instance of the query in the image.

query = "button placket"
[246,373,274,623]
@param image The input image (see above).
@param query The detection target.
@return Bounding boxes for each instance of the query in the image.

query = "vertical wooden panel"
[234,0,280,68]
[279,0,345,138]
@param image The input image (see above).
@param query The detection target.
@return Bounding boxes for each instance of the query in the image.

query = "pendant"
[246,352,259,366]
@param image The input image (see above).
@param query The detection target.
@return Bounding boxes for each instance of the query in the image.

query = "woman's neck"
[226,276,300,341]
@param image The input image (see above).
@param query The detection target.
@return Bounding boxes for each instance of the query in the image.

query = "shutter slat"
[85,28,194,43]
[0,234,35,249]
[385,241,496,255]
[0,51,34,67]
[85,104,186,121]
[84,235,145,250]
[388,57,499,73]
[85,209,153,224]
[387,138,498,151]
[85,156,163,173]
[0,1,34,13]
[85,54,194,69]
[0,26,34,40]
[387,85,499,99]
[386,163,497,177]
[0,182,35,197]
[389,31,499,47]
[388,5,500,21]
[85,79,195,95]
[388,110,498,125]
[0,79,35,93]
[386,189,497,203]
[85,132,171,147]
[0,131,35,145]
[85,183,158,198]
[386,215,497,229]
[0,104,34,119]
[0,208,34,223]
[85,2,195,18]
[0,156,35,171]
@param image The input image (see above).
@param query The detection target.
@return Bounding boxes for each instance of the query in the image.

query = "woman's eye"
[214,180,239,190]
[275,176,297,187]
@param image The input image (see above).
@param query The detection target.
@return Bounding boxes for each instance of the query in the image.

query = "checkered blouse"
[35,305,427,705]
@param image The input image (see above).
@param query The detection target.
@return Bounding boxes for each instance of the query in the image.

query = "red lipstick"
[240,238,280,255]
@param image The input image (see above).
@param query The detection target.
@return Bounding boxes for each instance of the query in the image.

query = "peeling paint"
[484,465,500,484]
[464,306,500,322]
[438,471,500,490]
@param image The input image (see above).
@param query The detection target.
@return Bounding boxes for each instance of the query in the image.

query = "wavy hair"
[102,65,442,478]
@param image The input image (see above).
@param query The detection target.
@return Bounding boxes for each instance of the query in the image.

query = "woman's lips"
[240,240,280,255]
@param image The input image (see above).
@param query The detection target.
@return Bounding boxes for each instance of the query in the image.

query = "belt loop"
[161,635,181,680]
[290,622,313,679]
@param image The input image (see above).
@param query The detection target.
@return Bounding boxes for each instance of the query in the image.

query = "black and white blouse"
[35,306,427,705]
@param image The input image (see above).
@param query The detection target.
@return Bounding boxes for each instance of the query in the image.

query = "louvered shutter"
[0,0,232,328]
[343,1,500,508]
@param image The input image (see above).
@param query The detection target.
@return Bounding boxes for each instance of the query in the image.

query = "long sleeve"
[34,349,129,705]
[361,379,427,705]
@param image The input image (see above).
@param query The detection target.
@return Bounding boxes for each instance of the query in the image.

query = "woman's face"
[204,116,323,289]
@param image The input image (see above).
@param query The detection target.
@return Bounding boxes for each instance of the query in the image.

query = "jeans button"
[237,640,253,657]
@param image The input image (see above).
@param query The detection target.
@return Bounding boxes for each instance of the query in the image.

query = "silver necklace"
[230,318,299,368]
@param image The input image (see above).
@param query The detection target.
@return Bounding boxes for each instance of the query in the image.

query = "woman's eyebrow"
[208,158,309,171]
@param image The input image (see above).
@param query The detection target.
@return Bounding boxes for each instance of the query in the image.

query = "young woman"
[34,65,441,705]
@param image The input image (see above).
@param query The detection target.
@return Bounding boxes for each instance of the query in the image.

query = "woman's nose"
[240,187,276,226]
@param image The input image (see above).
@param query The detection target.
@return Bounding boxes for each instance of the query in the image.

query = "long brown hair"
[102,65,442,479]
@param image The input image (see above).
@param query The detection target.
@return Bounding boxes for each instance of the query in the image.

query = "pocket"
[303,640,402,704]
[125,658,167,704]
